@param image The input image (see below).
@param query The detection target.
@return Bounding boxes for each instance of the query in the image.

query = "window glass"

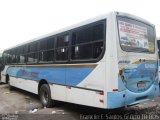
[47,37,55,49]
[10,49,17,63]
[71,42,103,60]
[27,53,38,63]
[92,42,103,58]
[3,52,8,64]
[39,37,55,63]
[39,50,54,62]
[71,21,105,60]
[117,16,155,53]
[4,21,105,64]
[56,48,68,61]
[19,55,25,63]
[40,40,47,50]
[29,42,38,53]
[75,27,92,44]
[56,34,69,61]
[8,52,12,64]
[71,44,92,60]
[16,47,21,55]
[72,23,104,45]
[57,35,69,47]
[3,51,11,64]
[93,24,104,41]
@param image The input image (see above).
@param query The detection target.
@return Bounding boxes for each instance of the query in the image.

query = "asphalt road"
[0,83,160,120]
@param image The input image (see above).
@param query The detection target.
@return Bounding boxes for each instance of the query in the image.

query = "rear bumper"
[107,83,159,109]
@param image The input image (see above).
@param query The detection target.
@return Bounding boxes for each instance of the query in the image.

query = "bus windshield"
[117,16,155,53]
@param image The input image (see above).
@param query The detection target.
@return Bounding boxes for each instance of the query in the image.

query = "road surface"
[0,83,160,120]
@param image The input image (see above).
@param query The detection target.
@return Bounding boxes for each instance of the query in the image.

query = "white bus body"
[0,12,159,109]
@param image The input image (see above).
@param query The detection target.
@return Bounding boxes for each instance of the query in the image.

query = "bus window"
[56,34,69,61]
[117,16,155,53]
[39,37,55,62]
[71,23,105,60]
[27,42,38,63]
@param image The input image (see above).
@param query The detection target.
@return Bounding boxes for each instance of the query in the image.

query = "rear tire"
[39,84,53,108]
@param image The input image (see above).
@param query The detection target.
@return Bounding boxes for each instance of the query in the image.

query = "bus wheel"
[39,84,53,108]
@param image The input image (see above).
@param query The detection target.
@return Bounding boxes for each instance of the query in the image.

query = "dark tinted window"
[26,42,38,63]
[10,49,17,63]
[93,24,104,41]
[39,37,55,63]
[57,35,69,47]
[71,42,103,60]
[3,20,105,64]
[40,40,47,50]
[19,55,25,63]
[39,50,54,62]
[56,48,68,61]
[47,37,55,49]
[71,21,105,60]
[72,23,104,45]
[27,53,38,63]
[40,37,55,51]
[3,51,11,64]
[28,42,38,53]
[56,34,69,61]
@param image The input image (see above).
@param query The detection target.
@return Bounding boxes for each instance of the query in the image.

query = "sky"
[0,0,160,50]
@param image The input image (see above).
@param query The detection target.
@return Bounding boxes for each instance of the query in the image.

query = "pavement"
[0,83,160,120]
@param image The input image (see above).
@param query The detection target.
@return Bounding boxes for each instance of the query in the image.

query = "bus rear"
[107,12,159,109]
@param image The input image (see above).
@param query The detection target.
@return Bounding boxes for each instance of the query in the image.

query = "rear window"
[117,16,155,53]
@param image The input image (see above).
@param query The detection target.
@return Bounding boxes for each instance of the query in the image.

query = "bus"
[0,12,159,109]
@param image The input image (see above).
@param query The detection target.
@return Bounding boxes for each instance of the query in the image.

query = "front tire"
[39,84,53,108]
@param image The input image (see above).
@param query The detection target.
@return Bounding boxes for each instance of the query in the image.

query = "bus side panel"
[50,84,66,102]
[66,87,104,108]
[9,76,38,94]
[66,62,106,108]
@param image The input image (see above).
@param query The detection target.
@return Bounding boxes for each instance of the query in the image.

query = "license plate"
[137,82,145,87]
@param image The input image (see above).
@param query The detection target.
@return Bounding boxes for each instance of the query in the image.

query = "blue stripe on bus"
[6,67,94,86]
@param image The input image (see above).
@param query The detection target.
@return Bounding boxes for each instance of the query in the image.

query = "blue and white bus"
[0,12,159,109]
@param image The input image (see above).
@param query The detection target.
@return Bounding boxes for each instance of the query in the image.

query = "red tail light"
[99,91,104,95]
[112,89,118,92]
[99,99,104,103]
